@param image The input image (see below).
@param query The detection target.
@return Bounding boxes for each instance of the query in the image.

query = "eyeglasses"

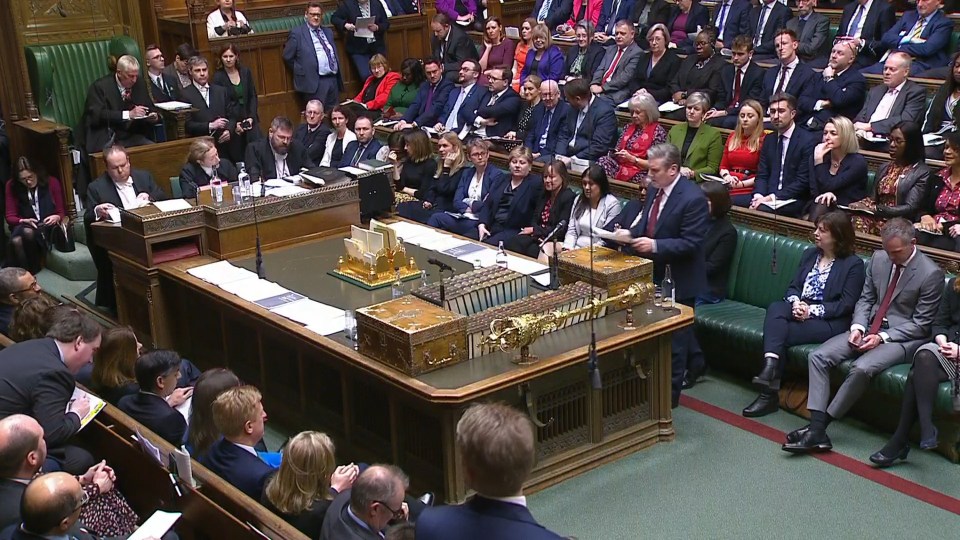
[375,500,405,521]
[62,490,89,521]
[11,280,40,295]
[487,76,504,82]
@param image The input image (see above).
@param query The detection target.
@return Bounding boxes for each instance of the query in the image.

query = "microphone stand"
[587,203,601,390]
[438,267,446,308]
[253,174,266,279]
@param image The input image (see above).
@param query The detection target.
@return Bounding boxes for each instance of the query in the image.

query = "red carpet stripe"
[679,395,960,515]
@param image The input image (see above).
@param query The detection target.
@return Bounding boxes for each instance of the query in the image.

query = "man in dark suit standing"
[320,465,410,540]
[430,13,480,82]
[712,0,751,50]
[0,311,102,474]
[78,55,159,155]
[784,219,943,454]
[749,0,791,59]
[748,93,816,218]
[200,386,274,500]
[416,403,564,540]
[245,116,316,180]
[181,56,239,161]
[761,29,821,127]
[144,44,180,104]
[805,39,866,131]
[785,0,831,65]
[526,80,571,163]
[556,78,617,161]
[293,100,331,165]
[833,0,895,70]
[853,52,927,138]
[396,59,453,130]
[435,59,486,135]
[705,35,765,129]
[471,68,521,139]
[283,2,344,114]
[338,117,384,168]
[530,0,573,31]
[84,145,167,311]
[625,143,709,407]
[862,0,953,75]
[117,350,190,446]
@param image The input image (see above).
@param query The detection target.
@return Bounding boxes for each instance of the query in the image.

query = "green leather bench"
[696,225,960,461]
[249,14,331,33]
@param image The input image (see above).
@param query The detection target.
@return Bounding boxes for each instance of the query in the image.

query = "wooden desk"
[155,236,690,502]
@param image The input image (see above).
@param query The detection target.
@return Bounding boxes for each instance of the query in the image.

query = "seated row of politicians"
[0,273,569,539]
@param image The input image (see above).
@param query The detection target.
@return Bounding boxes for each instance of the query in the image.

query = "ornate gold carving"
[205,184,358,228]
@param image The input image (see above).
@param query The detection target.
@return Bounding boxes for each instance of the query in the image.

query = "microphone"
[182,177,200,206]
[587,203,601,390]
[252,173,265,279]
[538,219,567,249]
[427,258,454,273]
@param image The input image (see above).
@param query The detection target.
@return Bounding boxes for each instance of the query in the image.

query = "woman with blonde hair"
[261,431,359,538]
[521,24,564,83]
[510,18,537,90]
[720,99,766,206]
[350,54,401,117]
[598,91,667,184]
[179,136,239,199]
[809,116,868,222]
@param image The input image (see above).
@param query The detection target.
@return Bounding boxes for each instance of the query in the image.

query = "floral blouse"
[786,254,832,319]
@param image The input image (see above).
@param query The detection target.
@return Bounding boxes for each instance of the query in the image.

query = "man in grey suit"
[589,21,642,105]
[785,0,830,64]
[853,52,927,138]
[784,219,943,454]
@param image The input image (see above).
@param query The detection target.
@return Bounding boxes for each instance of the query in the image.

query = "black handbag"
[43,221,75,253]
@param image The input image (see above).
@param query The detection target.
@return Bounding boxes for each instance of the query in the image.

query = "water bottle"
[391,268,405,300]
[661,264,675,309]
[237,164,251,201]
[418,269,428,289]
[496,241,508,268]
[210,170,224,206]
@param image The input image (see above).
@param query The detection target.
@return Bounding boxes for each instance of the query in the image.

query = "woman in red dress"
[597,91,667,185]
[721,99,765,208]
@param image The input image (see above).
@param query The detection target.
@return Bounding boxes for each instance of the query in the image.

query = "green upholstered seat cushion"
[249,15,329,33]
[25,36,141,130]
[170,177,182,198]
[726,227,812,308]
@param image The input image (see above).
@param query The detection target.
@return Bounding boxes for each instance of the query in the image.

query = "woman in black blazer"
[504,159,576,261]
[698,182,737,304]
[808,116,868,222]
[634,24,682,104]
[179,137,240,199]
[212,44,260,162]
[921,51,960,135]
[563,21,605,81]
[742,211,866,418]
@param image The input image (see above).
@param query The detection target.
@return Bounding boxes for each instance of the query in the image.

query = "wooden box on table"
[557,247,654,309]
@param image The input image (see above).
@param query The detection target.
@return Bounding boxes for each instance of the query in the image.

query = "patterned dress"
[598,122,667,184]
[850,164,909,236]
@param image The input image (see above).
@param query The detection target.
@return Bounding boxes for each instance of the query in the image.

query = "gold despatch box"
[356,296,467,376]
[557,247,654,310]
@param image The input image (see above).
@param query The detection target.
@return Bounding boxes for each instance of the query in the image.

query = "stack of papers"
[154,101,191,111]
[187,260,258,286]
[68,388,106,431]
[153,199,193,212]
[658,102,683,113]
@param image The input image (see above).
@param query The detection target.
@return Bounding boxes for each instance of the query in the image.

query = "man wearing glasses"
[284,2,344,114]
[320,465,410,540]
[144,44,180,103]
[294,100,331,164]
[472,67,521,139]
[0,267,41,336]
[435,60,485,135]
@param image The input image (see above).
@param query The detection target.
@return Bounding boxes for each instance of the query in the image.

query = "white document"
[219,278,290,302]
[760,198,797,210]
[133,430,163,465]
[264,178,290,187]
[388,221,433,242]
[700,174,732,184]
[617,99,630,110]
[533,273,552,287]
[860,132,888,143]
[106,207,121,223]
[658,101,684,113]
[505,255,548,276]
[354,17,375,38]
[375,119,399,127]
[306,316,348,336]
[505,26,520,40]
[187,261,258,286]
[68,387,106,431]
[175,396,192,425]
[429,236,471,253]
[152,199,193,212]
[591,226,623,242]
[267,185,309,197]
[339,166,367,176]
[923,133,946,147]
[127,510,182,540]
[270,298,344,326]
[171,446,195,488]
[154,101,191,111]
[456,246,496,264]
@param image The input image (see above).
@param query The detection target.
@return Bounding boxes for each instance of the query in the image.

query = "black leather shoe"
[751,358,780,390]
[869,446,909,468]
[682,364,708,389]
[742,391,779,417]
[418,492,435,507]
[782,430,832,454]
[785,425,810,444]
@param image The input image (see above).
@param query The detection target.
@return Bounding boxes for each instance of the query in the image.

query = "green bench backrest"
[25,36,141,130]
[250,14,328,33]
[727,226,813,308]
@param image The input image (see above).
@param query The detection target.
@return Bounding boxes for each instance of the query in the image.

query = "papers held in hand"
[340,99,368,109]
[505,26,520,40]
[837,204,875,215]
[759,198,797,210]
[924,133,946,147]
[591,226,629,243]
[68,387,106,431]
[700,174,733,185]
[354,16,375,38]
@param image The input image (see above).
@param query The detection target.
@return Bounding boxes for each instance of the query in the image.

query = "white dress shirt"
[868,81,906,124]
[113,178,141,210]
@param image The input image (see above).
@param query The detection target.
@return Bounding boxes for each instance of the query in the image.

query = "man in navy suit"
[556,78,617,161]
[761,29,821,127]
[430,13,480,81]
[626,143,709,407]
[471,68,521,138]
[713,0,751,50]
[748,93,817,218]
[428,140,507,236]
[595,0,637,43]
[833,0,895,70]
[805,39,866,131]
[705,35,765,129]
[530,0,573,31]
[416,403,565,540]
[525,80,571,162]
[181,56,239,161]
[283,2,344,114]
[748,0,791,59]
[144,44,181,104]
[434,59,486,135]
[396,59,453,130]
[117,350,191,446]
[338,117,384,167]
[862,0,953,75]
[199,385,274,500]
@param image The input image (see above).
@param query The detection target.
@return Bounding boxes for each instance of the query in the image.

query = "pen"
[168,472,183,497]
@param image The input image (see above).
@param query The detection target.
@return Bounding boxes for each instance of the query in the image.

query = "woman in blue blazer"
[521,24,565,83]
[477,146,544,246]
[742,211,866,418]
[809,116,869,222]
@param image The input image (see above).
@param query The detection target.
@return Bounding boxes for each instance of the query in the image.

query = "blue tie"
[539,109,553,150]
[847,4,864,37]
[716,2,729,37]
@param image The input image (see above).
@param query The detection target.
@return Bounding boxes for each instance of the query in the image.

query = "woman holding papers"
[520,24,564,83]
[718,99,765,207]
[179,137,239,199]
[350,54,401,118]
[504,159,575,261]
[398,132,466,223]
[384,59,425,118]
[597,92,666,184]
[847,122,930,236]
[808,116,868,222]
[206,0,252,39]
[562,164,621,250]
[916,132,960,252]
[477,146,544,246]
[319,106,357,167]
[4,157,67,273]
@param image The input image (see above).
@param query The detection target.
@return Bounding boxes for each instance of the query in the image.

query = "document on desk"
[187,260,258,286]
[505,255,548,276]
[127,510,182,540]
[402,229,448,247]
[429,235,471,252]
[152,199,193,212]
[305,316,347,336]
[388,221,433,242]
[443,242,486,258]
[154,101,191,111]
[219,278,290,302]
[267,184,309,197]
[175,396,192,425]
[270,298,344,326]
[532,272,552,287]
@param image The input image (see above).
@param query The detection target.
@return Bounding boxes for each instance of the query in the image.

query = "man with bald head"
[805,39,865,131]
[525,80,571,163]
[320,464,409,540]
[853,52,926,139]
[0,415,47,529]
